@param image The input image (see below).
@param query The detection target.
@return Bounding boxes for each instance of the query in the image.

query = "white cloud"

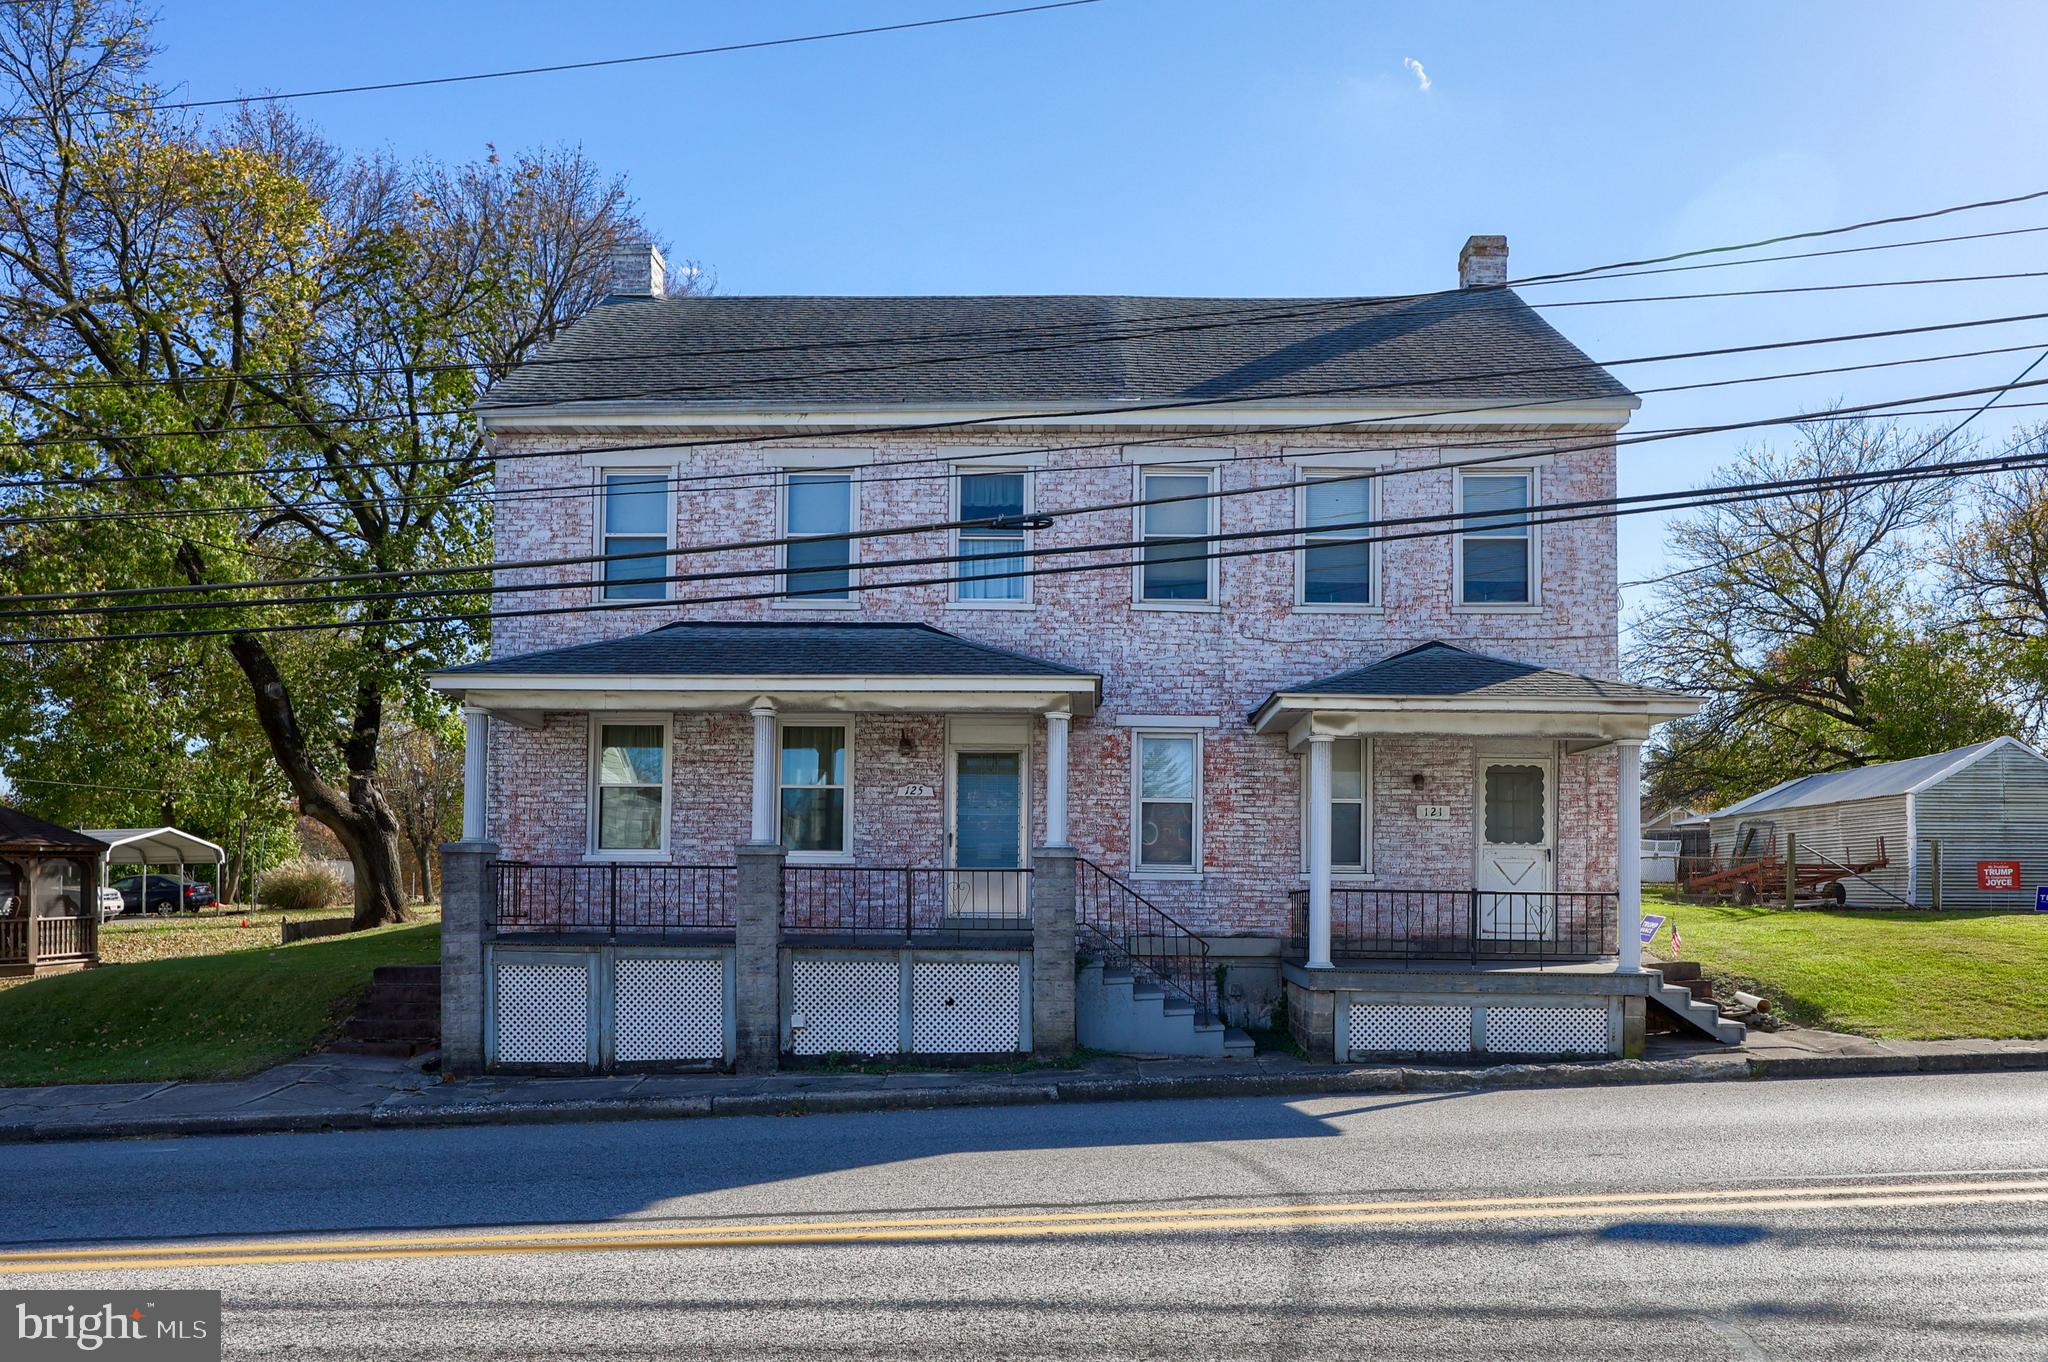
[1402,56,1431,93]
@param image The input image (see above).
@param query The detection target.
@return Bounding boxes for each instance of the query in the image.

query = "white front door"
[946,745,1028,917]
[1475,753,1555,940]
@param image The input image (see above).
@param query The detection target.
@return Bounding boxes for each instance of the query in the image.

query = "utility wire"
[12,437,2047,648]
[0,1,1105,120]
[11,372,2048,620]
[10,332,2042,531]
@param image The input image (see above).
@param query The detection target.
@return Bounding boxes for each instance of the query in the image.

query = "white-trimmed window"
[1136,467,1215,604]
[1458,469,1537,605]
[592,719,669,854]
[780,719,851,856]
[954,469,1030,604]
[600,472,669,600]
[1302,738,1372,874]
[782,472,856,601]
[1299,473,1373,606]
[1134,731,1200,872]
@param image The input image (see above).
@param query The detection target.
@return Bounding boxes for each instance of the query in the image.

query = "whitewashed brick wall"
[483,426,1624,936]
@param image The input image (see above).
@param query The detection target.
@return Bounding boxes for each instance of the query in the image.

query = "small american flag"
[1669,918,1683,958]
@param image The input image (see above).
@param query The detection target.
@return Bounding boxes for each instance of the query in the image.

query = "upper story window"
[593,720,668,854]
[1137,468,1215,605]
[600,473,669,601]
[783,472,855,602]
[1458,469,1537,606]
[1135,731,1200,873]
[1299,474,1373,607]
[780,720,850,856]
[955,469,1030,604]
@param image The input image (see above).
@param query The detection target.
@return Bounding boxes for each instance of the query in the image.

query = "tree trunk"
[225,633,414,930]
[413,842,434,905]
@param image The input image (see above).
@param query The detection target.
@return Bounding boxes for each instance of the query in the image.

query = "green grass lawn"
[0,919,440,1087]
[1644,890,2048,1040]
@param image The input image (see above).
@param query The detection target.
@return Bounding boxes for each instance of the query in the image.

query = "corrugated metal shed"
[1704,739,2048,908]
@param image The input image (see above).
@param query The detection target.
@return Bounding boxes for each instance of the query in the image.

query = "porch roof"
[1249,641,1700,743]
[430,621,1101,717]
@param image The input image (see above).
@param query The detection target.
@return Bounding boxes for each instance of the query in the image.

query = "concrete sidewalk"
[4,1026,2046,1144]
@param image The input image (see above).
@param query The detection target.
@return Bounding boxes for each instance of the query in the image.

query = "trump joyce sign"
[1978,860,2022,892]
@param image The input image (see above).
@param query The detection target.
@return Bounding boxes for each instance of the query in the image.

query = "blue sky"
[152,0,2048,617]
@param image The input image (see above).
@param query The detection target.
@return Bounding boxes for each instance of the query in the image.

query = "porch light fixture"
[1411,772,1426,790]
[898,732,917,757]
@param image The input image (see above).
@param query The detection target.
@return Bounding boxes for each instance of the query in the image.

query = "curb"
[5,1045,2045,1144]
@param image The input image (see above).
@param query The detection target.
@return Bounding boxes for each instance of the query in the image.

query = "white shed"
[1705,738,2048,909]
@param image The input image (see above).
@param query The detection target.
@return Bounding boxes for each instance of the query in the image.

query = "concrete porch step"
[1076,961,1251,1059]
[1646,970,1747,1045]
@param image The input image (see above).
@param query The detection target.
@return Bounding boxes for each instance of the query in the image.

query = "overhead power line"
[10,305,2048,495]
[8,434,2045,648]
[10,331,2042,532]
[2,2,1105,121]
[9,371,2046,621]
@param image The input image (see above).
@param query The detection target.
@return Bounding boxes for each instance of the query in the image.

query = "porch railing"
[782,866,1033,939]
[0,914,96,966]
[490,862,737,936]
[1074,858,1216,1022]
[1288,887,1618,963]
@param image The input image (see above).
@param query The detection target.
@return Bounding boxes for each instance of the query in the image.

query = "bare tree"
[381,722,463,902]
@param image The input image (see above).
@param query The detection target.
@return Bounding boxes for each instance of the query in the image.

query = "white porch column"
[749,703,778,845]
[1044,711,1071,848]
[1306,733,1334,970]
[460,706,488,842]
[1617,738,1644,972]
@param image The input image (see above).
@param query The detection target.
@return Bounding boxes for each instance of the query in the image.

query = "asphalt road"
[4,1071,2047,1359]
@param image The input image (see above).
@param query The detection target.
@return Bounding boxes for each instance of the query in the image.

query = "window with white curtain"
[1135,732,1200,871]
[593,721,667,853]
[955,470,1029,602]
[1302,738,1371,873]
[780,721,850,855]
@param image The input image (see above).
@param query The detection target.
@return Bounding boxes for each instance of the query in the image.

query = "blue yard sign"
[2036,887,2048,914]
[1640,913,1667,944]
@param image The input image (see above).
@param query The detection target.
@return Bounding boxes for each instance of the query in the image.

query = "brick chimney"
[608,241,666,299]
[1458,235,1508,289]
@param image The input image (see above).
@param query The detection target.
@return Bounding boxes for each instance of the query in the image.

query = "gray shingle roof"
[437,621,1095,680]
[1272,642,1685,705]
[1710,738,2040,819]
[482,291,1634,412]
[0,805,105,853]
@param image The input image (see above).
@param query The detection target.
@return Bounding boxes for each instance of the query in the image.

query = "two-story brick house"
[430,236,1738,1075]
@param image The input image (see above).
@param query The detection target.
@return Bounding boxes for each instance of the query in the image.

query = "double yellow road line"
[7,1176,2048,1275]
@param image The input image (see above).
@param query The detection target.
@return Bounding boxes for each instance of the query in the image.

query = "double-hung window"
[600,473,669,600]
[1459,470,1536,605]
[1138,468,1214,604]
[1300,474,1373,606]
[1305,738,1371,874]
[783,472,855,601]
[1135,732,1200,872]
[779,721,850,856]
[593,721,667,853]
[955,470,1029,603]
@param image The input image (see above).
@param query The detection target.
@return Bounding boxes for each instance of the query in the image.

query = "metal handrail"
[1073,857,1215,1021]
[491,861,737,935]
[1290,886,1618,963]
[782,865,1033,938]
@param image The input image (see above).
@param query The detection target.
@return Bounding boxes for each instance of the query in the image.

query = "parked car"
[97,886,125,920]
[111,874,216,915]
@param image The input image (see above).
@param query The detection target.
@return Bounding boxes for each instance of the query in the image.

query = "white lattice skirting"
[789,957,901,1056]
[911,961,1023,1054]
[1484,1006,1607,1056]
[494,960,591,1065]
[1349,1003,1471,1055]
[615,956,725,1062]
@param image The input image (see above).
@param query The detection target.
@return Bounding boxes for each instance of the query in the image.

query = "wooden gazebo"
[0,805,106,976]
